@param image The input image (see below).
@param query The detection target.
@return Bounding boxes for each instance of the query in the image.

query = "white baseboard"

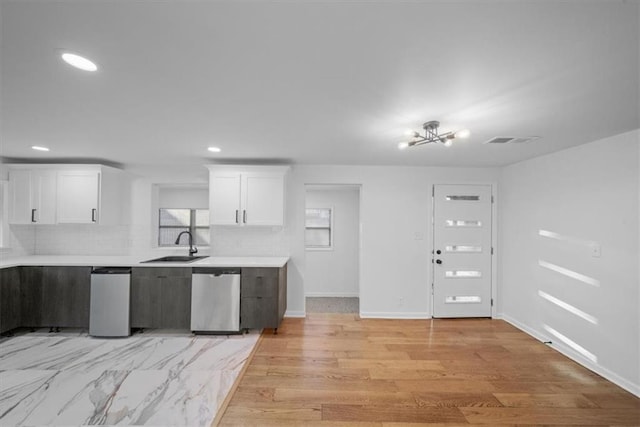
[305,292,359,298]
[284,310,306,318]
[359,311,430,319]
[500,313,640,398]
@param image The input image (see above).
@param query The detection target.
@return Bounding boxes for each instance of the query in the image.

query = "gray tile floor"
[306,297,359,313]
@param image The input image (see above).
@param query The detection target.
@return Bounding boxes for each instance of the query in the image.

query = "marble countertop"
[0,255,290,269]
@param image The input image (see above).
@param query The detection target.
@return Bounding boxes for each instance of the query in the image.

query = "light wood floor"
[216,314,640,426]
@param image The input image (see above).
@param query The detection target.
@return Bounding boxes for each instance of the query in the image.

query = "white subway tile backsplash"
[6,223,290,257]
[2,225,36,257]
[33,225,131,255]
[210,226,289,257]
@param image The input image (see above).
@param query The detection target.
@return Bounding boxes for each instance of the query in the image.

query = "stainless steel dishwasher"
[90,267,131,337]
[191,267,241,334]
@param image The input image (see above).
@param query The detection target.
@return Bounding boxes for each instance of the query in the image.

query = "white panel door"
[433,184,492,318]
[210,174,242,225]
[57,171,100,223]
[242,174,284,226]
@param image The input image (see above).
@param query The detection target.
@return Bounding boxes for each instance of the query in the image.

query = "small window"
[159,208,210,246]
[445,296,481,304]
[445,219,482,228]
[305,207,333,250]
[446,195,480,201]
[445,245,482,253]
[445,270,482,278]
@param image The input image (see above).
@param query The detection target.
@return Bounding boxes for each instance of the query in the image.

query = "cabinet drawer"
[132,267,191,279]
[241,297,278,329]
[242,278,278,297]
[241,267,279,280]
[241,268,279,297]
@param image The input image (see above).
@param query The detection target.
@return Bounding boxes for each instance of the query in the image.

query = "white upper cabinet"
[207,166,288,226]
[57,170,100,224]
[7,165,129,226]
[243,173,285,226]
[209,173,242,225]
[9,169,57,224]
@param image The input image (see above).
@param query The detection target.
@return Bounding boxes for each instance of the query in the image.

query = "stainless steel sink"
[141,255,208,263]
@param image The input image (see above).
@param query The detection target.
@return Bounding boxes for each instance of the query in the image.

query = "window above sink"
[159,208,209,247]
[154,184,210,249]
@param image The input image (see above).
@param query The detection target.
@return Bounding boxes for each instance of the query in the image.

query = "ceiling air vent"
[484,136,540,144]
[510,136,541,143]
[485,137,515,144]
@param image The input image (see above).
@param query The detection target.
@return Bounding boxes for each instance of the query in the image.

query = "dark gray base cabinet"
[130,267,191,329]
[19,266,43,328]
[41,266,91,328]
[2,263,287,335]
[1,266,91,332]
[0,267,21,334]
[240,265,287,332]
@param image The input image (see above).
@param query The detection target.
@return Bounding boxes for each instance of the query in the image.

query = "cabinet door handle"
[243,210,247,223]
[235,210,239,224]
[31,209,37,223]
[91,208,97,222]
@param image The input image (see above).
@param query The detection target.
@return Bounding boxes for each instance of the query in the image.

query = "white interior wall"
[499,129,640,395]
[158,186,208,208]
[305,186,360,297]
[285,165,500,318]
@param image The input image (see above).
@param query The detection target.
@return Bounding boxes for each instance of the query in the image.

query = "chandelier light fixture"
[398,121,470,150]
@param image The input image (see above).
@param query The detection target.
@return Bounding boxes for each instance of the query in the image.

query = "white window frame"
[305,207,334,251]
[158,208,210,247]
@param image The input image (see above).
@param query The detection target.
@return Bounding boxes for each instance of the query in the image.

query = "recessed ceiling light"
[31,146,50,152]
[61,52,98,72]
[208,146,222,153]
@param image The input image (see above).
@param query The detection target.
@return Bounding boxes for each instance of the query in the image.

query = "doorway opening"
[304,184,361,314]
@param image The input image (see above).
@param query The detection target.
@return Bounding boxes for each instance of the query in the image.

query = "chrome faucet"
[175,231,198,256]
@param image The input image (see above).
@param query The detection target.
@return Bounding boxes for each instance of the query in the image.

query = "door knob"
[436,250,442,255]
[436,259,442,264]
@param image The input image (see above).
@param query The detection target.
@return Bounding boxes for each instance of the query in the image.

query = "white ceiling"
[1,0,638,171]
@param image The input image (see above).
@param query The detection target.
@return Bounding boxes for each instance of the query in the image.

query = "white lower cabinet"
[207,166,288,226]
